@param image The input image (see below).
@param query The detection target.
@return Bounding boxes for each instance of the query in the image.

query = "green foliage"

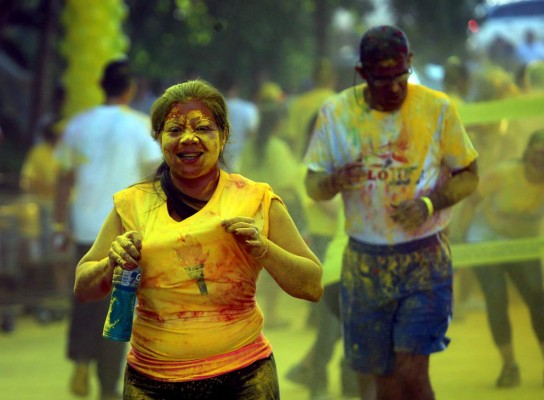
[388,0,486,63]
[124,0,368,95]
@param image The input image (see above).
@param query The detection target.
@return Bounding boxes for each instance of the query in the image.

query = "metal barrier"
[451,236,544,268]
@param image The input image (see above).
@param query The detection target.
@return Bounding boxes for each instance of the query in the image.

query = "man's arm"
[305,157,366,201]
[390,160,479,231]
[428,159,479,211]
[305,170,339,201]
[54,169,74,225]
[53,168,75,249]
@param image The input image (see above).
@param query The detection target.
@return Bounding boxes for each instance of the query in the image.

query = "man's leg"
[373,353,433,400]
[285,283,342,396]
[67,244,96,396]
[356,372,376,399]
[473,264,520,386]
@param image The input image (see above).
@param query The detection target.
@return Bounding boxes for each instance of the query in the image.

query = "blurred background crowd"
[1,0,544,399]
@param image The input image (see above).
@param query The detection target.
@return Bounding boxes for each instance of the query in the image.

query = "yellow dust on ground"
[0,283,542,400]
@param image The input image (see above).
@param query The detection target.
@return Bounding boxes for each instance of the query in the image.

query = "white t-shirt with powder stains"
[304,83,478,244]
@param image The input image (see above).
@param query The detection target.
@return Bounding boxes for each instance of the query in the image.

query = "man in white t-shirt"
[304,26,479,400]
[54,59,162,400]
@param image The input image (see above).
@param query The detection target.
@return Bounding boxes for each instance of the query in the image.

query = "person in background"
[522,59,544,92]
[304,25,479,400]
[442,56,470,105]
[517,60,544,144]
[130,77,160,115]
[238,95,305,330]
[256,81,285,107]
[284,58,337,161]
[72,79,323,399]
[19,118,69,295]
[515,29,544,70]
[215,72,259,172]
[54,59,163,400]
[487,36,517,74]
[253,80,307,233]
[450,61,542,332]
[452,130,544,388]
[285,112,358,400]
[440,56,482,320]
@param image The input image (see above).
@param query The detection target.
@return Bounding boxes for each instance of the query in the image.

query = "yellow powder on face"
[165,104,183,121]
[165,99,215,124]
[188,111,214,126]
[166,108,214,127]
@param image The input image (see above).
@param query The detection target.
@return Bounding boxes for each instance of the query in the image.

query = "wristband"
[420,196,434,219]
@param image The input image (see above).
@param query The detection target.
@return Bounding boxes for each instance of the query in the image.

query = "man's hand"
[306,157,365,201]
[332,158,366,190]
[390,198,429,231]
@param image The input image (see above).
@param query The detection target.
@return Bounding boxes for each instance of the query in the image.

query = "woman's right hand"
[108,231,142,271]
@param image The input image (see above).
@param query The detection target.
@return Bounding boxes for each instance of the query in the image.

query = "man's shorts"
[340,233,453,376]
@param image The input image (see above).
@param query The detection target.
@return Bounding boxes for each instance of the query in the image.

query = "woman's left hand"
[222,217,268,258]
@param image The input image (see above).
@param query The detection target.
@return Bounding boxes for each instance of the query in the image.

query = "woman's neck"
[170,167,220,201]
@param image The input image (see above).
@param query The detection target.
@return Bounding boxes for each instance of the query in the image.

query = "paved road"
[0,288,542,400]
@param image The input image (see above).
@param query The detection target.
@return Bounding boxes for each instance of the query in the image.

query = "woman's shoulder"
[219,171,282,213]
[222,171,274,194]
[115,180,161,201]
[223,170,266,187]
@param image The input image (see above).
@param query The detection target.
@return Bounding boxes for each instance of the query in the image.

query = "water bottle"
[103,266,141,342]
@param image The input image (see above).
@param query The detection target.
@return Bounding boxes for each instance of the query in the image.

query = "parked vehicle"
[466,0,544,53]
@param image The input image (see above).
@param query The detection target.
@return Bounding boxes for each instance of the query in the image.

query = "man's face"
[358,53,412,112]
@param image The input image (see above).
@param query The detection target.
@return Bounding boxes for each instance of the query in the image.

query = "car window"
[466,0,544,56]
[488,1,544,18]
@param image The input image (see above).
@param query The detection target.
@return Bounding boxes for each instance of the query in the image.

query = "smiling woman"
[72,79,323,399]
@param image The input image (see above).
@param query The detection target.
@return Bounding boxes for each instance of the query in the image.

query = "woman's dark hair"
[150,79,229,143]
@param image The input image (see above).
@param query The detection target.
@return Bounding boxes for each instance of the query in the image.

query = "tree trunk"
[28,0,61,146]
